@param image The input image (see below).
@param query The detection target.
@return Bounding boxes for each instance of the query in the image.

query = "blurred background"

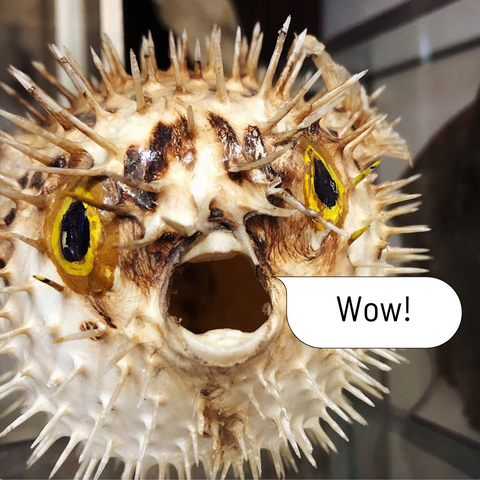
[0,0,480,478]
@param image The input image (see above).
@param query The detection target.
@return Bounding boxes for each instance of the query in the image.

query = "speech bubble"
[276,277,461,348]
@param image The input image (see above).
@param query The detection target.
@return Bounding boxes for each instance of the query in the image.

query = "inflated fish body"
[0,19,426,479]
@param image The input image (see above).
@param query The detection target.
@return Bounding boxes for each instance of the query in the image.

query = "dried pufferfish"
[0,18,428,480]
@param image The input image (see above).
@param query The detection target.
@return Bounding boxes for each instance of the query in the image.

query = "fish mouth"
[163,231,285,367]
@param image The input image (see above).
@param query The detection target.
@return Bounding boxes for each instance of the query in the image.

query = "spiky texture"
[0,19,427,479]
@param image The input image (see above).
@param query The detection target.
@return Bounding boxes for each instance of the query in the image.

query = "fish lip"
[161,231,284,367]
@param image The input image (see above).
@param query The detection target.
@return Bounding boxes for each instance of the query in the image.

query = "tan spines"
[168,31,186,92]
[129,49,146,112]
[230,27,242,83]
[213,29,228,103]
[90,47,118,99]
[273,28,307,97]
[193,39,203,80]
[31,60,77,106]
[0,81,48,125]
[257,16,291,98]
[101,33,130,85]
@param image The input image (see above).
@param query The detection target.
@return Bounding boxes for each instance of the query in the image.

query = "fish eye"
[51,189,101,277]
[303,144,345,228]
[60,201,90,262]
[44,180,119,294]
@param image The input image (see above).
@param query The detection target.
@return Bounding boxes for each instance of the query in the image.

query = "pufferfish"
[0,18,429,480]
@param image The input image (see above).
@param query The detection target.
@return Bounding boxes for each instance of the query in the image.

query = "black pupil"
[60,201,90,262]
[313,156,339,209]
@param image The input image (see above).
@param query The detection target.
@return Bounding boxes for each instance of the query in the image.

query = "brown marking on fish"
[80,321,104,340]
[208,113,246,184]
[30,172,43,190]
[4,208,16,226]
[52,156,67,168]
[123,146,157,211]
[18,174,29,190]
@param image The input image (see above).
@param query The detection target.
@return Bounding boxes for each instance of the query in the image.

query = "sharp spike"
[348,225,370,245]
[338,401,367,425]
[230,143,291,172]
[31,407,67,449]
[302,369,350,422]
[213,29,228,103]
[361,353,392,371]
[0,81,48,124]
[248,391,266,420]
[0,231,43,251]
[9,65,72,128]
[129,49,146,112]
[342,113,388,147]
[31,60,77,104]
[274,28,307,96]
[259,69,323,134]
[245,32,264,82]
[375,173,421,194]
[79,367,128,464]
[0,323,30,342]
[92,440,115,480]
[379,201,422,220]
[268,186,348,237]
[258,16,291,97]
[28,432,61,469]
[246,22,261,73]
[193,39,203,79]
[54,326,106,344]
[0,129,52,166]
[0,401,41,438]
[28,164,162,193]
[0,392,27,420]
[33,275,65,292]
[180,29,188,71]
[168,31,185,92]
[277,94,345,143]
[343,383,375,407]
[91,47,117,98]
[141,37,156,83]
[283,50,307,98]
[369,84,386,103]
[379,193,422,207]
[295,70,367,124]
[134,399,160,480]
[102,33,129,82]
[338,111,361,138]
[371,348,407,363]
[146,31,159,74]
[323,412,349,442]
[336,349,369,370]
[0,185,45,208]
[49,45,100,113]
[231,27,242,82]
[53,364,84,398]
[0,108,87,156]
[353,160,382,186]
[0,281,34,294]
[385,246,430,262]
[7,68,118,154]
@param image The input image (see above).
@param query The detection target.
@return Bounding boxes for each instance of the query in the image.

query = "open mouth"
[169,255,271,334]
[163,231,285,367]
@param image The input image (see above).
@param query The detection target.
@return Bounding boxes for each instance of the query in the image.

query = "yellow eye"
[44,179,119,294]
[304,144,344,229]
[51,187,101,277]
